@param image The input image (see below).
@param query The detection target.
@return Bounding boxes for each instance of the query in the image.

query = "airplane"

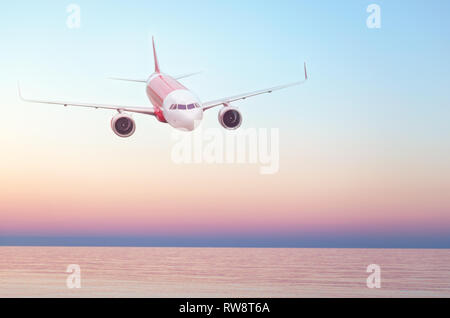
[18,37,308,137]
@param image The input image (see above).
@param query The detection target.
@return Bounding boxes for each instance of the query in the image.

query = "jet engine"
[218,107,242,130]
[111,113,136,137]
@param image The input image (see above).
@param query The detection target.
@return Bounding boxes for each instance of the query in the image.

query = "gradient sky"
[0,0,449,247]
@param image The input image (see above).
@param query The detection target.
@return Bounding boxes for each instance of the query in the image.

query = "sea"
[0,247,449,297]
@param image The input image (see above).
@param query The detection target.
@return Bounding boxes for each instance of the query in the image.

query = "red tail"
[152,36,160,73]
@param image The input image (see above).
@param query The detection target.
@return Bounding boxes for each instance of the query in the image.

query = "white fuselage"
[146,72,203,131]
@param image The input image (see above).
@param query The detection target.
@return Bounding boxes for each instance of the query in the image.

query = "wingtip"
[304,62,308,80]
[17,81,23,100]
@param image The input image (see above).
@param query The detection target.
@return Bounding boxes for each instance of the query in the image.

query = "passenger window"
[170,104,176,110]
[178,104,186,110]
[187,104,195,109]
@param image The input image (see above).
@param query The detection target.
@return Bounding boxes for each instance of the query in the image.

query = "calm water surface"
[0,247,449,297]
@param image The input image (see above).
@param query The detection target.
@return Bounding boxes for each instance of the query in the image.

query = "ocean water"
[0,247,449,297]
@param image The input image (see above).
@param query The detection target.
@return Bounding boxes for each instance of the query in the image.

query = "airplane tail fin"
[152,36,160,73]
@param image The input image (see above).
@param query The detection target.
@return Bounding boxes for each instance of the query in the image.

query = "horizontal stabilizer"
[173,71,202,80]
[108,77,147,83]
[109,71,202,83]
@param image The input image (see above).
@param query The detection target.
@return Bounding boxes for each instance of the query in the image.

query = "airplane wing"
[202,63,308,111]
[17,83,155,115]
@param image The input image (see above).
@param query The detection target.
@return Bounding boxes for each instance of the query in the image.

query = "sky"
[0,0,449,247]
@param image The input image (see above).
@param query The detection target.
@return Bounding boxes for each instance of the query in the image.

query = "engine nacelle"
[218,107,242,130]
[111,113,136,138]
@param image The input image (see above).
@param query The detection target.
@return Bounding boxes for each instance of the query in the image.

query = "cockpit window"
[170,104,199,110]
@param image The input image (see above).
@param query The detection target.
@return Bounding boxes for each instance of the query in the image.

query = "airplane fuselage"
[146,72,203,131]
[18,37,307,137]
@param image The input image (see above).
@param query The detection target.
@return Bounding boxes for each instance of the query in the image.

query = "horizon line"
[1,235,449,249]
[0,245,449,249]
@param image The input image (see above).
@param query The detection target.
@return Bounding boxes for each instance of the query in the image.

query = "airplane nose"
[166,108,203,131]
